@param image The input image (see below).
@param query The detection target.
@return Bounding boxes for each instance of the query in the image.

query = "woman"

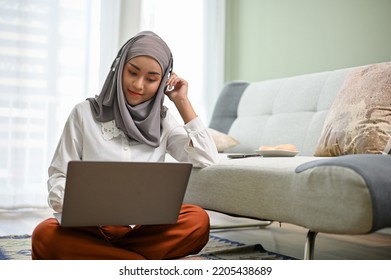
[31,31,219,259]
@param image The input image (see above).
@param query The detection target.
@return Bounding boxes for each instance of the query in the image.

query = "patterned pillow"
[314,62,391,156]
[208,128,239,152]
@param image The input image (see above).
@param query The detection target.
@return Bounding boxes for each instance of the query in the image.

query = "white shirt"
[47,101,219,212]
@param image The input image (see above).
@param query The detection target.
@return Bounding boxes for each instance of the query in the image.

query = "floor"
[1,208,391,260]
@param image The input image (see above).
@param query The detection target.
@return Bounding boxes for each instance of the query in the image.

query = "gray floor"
[1,208,391,260]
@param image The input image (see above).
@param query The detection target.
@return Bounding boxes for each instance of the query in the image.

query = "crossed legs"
[31,204,209,260]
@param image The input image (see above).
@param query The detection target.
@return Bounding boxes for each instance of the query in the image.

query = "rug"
[188,235,295,260]
[0,234,32,260]
[0,234,294,260]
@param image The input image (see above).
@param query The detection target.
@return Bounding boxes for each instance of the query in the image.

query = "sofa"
[182,62,391,259]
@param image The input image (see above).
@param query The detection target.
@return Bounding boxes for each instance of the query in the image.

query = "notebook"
[54,160,193,227]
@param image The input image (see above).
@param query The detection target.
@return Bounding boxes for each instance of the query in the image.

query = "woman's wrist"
[173,97,197,124]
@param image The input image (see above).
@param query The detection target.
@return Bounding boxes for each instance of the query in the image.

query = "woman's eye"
[128,70,137,76]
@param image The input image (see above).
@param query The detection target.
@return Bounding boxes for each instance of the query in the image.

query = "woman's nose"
[133,78,143,90]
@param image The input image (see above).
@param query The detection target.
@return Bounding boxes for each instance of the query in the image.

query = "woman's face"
[122,55,163,106]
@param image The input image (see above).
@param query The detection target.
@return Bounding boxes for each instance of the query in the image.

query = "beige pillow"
[208,128,240,152]
[314,62,391,156]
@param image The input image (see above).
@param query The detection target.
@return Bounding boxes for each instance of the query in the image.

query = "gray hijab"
[88,31,173,147]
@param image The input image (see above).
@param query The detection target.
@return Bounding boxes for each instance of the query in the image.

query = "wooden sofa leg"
[304,230,318,260]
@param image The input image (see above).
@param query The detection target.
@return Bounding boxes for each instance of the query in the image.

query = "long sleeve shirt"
[47,101,219,212]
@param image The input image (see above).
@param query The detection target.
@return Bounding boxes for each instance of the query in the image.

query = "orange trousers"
[31,204,209,260]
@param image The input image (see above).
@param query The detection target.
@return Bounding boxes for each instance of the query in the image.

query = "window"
[0,0,100,208]
[0,0,225,209]
[139,0,225,123]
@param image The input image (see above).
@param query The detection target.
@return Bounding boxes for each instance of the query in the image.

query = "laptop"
[54,161,193,227]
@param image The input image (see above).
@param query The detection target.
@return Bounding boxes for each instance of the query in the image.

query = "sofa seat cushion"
[184,154,373,234]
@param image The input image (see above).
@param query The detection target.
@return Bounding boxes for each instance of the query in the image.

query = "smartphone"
[227,153,260,159]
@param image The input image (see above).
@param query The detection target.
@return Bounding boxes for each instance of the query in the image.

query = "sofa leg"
[304,230,318,260]
[210,220,272,230]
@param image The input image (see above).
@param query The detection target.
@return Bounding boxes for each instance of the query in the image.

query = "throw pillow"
[208,128,240,152]
[314,62,391,156]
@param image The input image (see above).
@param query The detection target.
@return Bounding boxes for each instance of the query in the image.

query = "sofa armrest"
[209,81,249,134]
[296,154,391,232]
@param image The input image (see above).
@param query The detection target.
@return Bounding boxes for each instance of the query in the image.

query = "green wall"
[225,0,391,82]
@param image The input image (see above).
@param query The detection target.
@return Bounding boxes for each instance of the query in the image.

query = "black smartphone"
[227,153,260,159]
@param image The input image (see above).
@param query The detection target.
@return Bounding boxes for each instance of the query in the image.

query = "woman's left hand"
[164,72,189,103]
[164,72,196,123]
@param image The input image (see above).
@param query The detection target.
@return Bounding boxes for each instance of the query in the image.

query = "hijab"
[88,31,173,148]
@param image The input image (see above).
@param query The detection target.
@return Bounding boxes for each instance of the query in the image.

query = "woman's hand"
[165,72,189,103]
[164,72,197,124]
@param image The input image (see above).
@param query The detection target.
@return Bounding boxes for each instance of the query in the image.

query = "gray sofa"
[183,62,391,259]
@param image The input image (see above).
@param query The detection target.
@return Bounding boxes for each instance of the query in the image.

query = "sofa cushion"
[314,62,391,156]
[184,154,373,234]
[226,69,350,155]
[208,128,239,152]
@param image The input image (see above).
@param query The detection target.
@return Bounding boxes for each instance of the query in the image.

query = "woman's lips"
[128,90,142,97]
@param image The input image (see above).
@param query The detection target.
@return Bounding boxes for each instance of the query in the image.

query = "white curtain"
[139,0,225,123]
[0,0,225,210]
[0,0,104,209]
